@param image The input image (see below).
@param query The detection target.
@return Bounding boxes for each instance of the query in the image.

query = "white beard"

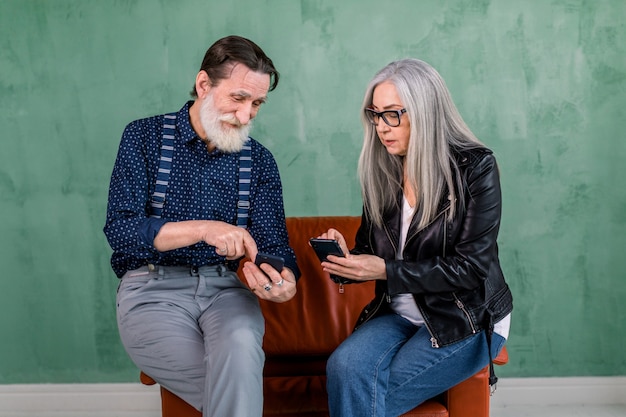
[199,93,252,153]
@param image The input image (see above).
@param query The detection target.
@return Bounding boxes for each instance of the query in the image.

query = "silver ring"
[263,283,272,291]
[276,279,284,287]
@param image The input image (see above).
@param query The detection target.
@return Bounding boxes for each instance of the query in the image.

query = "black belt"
[146,264,229,277]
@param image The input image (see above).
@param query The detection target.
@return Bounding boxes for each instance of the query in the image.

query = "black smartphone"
[309,238,351,284]
[309,238,345,262]
[254,253,285,272]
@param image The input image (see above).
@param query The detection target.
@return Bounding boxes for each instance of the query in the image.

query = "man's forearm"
[153,220,210,252]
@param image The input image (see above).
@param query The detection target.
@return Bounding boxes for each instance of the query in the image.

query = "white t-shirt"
[390,198,425,326]
[390,197,510,339]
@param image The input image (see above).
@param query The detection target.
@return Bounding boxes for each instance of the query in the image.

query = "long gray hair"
[357,58,484,230]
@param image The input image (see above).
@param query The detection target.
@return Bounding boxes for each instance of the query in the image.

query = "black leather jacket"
[351,147,513,348]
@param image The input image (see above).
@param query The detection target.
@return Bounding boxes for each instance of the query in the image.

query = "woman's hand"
[317,228,350,255]
[317,228,386,282]
[322,253,387,282]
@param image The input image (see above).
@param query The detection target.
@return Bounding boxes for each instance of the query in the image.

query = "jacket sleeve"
[386,153,503,294]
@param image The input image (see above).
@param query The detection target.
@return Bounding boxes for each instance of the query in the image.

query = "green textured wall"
[0,0,624,383]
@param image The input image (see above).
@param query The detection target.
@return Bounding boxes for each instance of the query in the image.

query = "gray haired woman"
[317,58,513,417]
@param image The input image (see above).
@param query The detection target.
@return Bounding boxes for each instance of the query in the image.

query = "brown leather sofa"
[140,216,508,417]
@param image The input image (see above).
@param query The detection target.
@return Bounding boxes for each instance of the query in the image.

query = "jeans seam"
[371,338,406,417]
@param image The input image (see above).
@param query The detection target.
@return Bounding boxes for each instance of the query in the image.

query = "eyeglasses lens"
[383,111,400,127]
[365,109,378,125]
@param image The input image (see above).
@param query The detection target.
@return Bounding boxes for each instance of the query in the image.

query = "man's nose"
[236,103,254,125]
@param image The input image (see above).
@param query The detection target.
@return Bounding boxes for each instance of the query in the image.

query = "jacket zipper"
[413,301,440,348]
[430,336,439,348]
[453,293,477,334]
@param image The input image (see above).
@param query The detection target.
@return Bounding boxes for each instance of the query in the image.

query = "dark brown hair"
[190,35,279,97]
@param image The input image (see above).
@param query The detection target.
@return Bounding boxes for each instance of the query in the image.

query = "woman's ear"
[195,70,211,99]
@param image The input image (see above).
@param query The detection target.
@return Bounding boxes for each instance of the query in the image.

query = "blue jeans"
[326,313,506,417]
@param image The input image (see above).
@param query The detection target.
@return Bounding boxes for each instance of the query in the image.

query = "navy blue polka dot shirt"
[104,102,299,279]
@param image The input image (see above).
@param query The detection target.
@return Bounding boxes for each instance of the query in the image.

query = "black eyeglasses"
[364,108,407,127]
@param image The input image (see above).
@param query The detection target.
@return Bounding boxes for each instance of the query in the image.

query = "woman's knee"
[327,339,365,379]
[326,351,342,378]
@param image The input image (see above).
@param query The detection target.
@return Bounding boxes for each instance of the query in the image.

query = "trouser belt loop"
[153,264,165,279]
[217,264,226,276]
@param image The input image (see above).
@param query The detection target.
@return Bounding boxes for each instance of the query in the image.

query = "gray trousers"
[117,265,265,417]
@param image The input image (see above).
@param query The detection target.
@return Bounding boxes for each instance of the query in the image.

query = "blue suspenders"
[236,142,252,228]
[149,112,251,229]
[149,114,176,218]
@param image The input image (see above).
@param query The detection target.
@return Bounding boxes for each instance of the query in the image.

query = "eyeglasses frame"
[364,107,407,127]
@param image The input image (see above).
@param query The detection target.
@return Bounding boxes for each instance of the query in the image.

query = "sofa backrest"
[257,216,375,358]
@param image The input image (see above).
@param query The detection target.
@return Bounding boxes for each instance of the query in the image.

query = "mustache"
[219,114,246,127]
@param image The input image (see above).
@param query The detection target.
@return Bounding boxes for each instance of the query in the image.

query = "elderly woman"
[318,59,513,417]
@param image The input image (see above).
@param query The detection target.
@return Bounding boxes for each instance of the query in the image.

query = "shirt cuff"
[284,258,301,281]
[138,217,168,247]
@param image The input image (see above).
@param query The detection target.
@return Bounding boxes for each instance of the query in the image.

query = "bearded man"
[104,35,300,417]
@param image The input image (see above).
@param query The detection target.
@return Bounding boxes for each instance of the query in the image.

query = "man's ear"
[195,70,211,98]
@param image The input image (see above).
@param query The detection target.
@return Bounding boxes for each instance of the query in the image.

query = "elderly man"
[104,35,299,417]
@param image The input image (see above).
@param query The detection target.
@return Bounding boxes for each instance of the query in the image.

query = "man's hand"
[202,221,258,261]
[241,261,297,302]
[153,220,258,261]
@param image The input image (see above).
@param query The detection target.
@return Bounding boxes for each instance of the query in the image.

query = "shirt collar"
[176,101,199,144]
